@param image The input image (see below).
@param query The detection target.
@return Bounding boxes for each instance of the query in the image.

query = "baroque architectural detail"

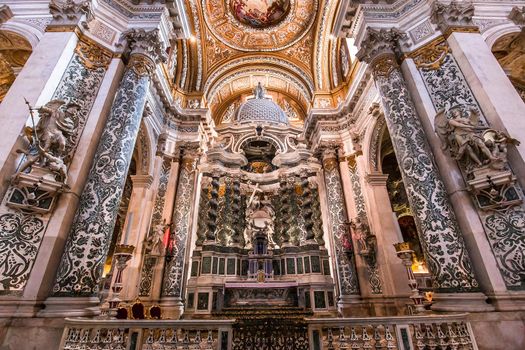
[358,32,479,291]
[52,47,154,296]
[411,38,525,289]
[322,149,360,296]
[430,1,478,37]
[48,0,91,30]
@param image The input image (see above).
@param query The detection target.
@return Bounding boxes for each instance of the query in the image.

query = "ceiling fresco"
[184,0,345,124]
[202,0,318,52]
[229,0,291,29]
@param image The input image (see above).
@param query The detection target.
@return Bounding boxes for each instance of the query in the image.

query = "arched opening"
[492,30,525,102]
[100,154,137,297]
[0,30,32,102]
[379,130,430,281]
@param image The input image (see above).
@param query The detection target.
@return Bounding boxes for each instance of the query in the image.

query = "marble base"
[38,297,101,318]
[486,292,525,311]
[0,299,43,318]
[431,292,494,312]
[0,317,65,350]
[159,297,184,319]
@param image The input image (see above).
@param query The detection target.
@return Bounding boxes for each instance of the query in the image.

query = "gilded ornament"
[371,54,398,78]
[75,38,112,70]
[408,37,449,70]
[128,54,155,77]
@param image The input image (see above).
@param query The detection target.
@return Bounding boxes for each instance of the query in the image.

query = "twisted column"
[50,29,165,303]
[231,177,244,247]
[205,175,220,242]
[279,177,291,247]
[301,174,316,243]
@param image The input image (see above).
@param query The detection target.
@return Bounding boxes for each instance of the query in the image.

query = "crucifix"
[247,182,263,208]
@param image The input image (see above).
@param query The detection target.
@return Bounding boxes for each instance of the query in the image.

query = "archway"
[0,30,32,102]
[492,30,525,101]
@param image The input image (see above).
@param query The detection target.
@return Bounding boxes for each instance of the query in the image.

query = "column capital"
[48,0,90,32]
[356,28,407,65]
[321,147,338,171]
[365,172,389,186]
[430,1,479,38]
[356,28,408,78]
[123,28,167,65]
[131,175,154,189]
[509,6,525,28]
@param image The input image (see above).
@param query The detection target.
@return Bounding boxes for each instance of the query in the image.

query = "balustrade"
[59,314,477,350]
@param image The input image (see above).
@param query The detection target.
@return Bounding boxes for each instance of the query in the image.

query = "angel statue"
[434,107,497,167]
[16,99,80,183]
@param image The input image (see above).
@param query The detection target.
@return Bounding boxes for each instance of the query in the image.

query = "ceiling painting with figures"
[229,0,291,28]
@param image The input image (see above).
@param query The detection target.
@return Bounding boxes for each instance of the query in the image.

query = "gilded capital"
[430,1,478,37]
[321,148,339,171]
[356,28,406,65]
[122,29,168,65]
[75,36,113,70]
[356,28,406,78]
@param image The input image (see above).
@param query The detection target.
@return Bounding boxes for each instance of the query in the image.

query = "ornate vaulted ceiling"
[179,0,352,125]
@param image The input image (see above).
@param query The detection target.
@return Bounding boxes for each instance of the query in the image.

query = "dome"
[236,83,289,125]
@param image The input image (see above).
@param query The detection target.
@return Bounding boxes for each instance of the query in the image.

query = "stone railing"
[307,314,478,350]
[59,313,478,349]
[60,318,235,350]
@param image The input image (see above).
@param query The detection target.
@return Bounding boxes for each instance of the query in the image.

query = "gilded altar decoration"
[230,0,290,28]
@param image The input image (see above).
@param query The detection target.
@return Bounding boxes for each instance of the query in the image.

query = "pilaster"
[402,21,525,307]
[357,27,490,312]
[321,148,361,314]
[0,30,123,317]
[160,147,200,318]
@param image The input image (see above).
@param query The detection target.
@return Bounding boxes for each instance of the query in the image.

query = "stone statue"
[16,99,80,183]
[145,221,168,255]
[253,82,266,99]
[434,107,519,170]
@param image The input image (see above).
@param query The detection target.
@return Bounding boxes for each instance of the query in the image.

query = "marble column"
[160,148,199,317]
[322,148,360,308]
[42,29,166,316]
[357,28,488,311]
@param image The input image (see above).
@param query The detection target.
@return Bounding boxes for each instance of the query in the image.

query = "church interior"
[0,0,524,349]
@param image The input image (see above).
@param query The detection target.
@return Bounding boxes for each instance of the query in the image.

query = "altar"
[224,281,299,307]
